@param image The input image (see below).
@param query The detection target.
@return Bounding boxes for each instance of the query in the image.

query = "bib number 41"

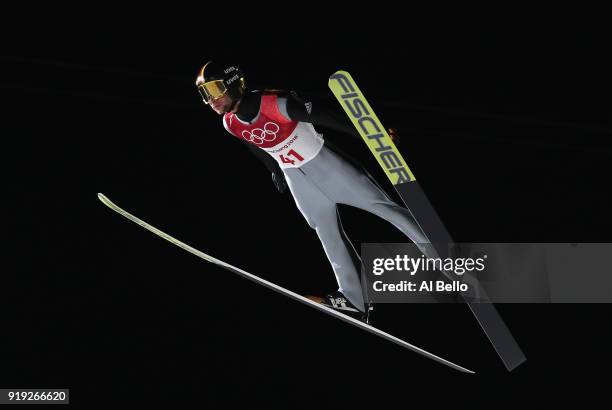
[280,149,304,165]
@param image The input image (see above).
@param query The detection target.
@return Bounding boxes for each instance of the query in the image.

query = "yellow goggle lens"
[197,80,227,104]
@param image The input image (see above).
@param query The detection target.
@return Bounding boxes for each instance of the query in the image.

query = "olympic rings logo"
[241,122,280,145]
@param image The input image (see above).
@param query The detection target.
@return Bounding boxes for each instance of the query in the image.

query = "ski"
[98,193,474,374]
[328,71,526,371]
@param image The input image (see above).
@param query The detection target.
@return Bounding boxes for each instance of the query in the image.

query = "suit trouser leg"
[283,146,431,311]
[284,166,366,311]
[311,148,430,249]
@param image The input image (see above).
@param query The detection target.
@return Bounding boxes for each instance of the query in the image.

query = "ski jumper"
[223,91,428,312]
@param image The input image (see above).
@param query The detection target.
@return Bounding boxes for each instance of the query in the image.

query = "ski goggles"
[197,80,227,104]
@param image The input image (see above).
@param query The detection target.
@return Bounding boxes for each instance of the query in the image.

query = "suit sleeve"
[283,91,361,139]
[239,139,282,174]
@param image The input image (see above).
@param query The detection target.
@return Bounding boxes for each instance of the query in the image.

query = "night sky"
[2,19,610,406]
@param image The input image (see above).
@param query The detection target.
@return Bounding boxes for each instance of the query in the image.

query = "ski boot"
[306,291,374,324]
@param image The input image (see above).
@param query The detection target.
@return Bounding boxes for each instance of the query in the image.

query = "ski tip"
[504,355,527,372]
[97,193,113,208]
[328,70,350,81]
[442,359,474,374]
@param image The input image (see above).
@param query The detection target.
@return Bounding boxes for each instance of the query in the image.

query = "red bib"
[223,92,324,169]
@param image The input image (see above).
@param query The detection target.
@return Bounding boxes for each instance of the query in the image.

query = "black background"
[1,14,610,407]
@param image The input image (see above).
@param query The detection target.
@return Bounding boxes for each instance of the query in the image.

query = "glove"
[388,127,400,146]
[272,171,288,194]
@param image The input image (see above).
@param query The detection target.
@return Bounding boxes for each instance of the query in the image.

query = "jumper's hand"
[388,128,400,146]
[272,171,288,194]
